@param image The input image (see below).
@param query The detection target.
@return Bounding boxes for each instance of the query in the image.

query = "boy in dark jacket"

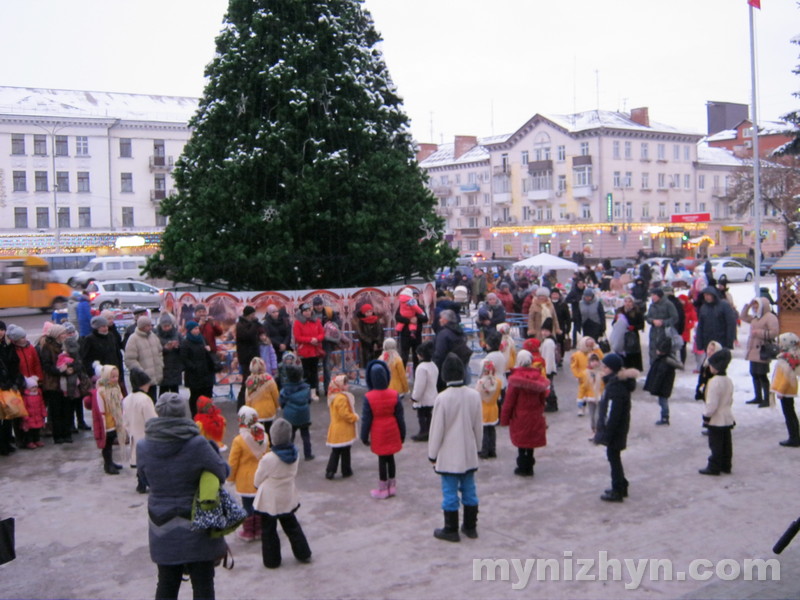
[644,337,683,426]
[594,353,638,502]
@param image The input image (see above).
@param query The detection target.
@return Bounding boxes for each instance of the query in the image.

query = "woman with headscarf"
[136,393,229,599]
[740,297,779,407]
[325,375,359,480]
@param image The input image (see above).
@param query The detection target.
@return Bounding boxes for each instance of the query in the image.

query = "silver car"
[86,280,164,310]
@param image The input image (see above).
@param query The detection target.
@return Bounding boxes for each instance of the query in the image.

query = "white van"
[71,256,148,288]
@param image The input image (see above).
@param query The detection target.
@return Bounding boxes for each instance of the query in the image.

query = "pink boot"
[387,478,397,497]
[237,515,255,541]
[370,480,389,499]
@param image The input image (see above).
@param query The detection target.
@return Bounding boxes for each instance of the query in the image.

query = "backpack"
[451,335,473,365]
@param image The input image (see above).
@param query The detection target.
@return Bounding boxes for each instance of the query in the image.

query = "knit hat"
[133,306,148,316]
[285,364,304,384]
[651,288,664,299]
[91,315,109,329]
[383,338,397,352]
[63,336,80,354]
[299,302,312,312]
[269,418,292,446]
[101,310,116,322]
[238,405,259,427]
[602,353,624,373]
[185,320,199,332]
[656,336,673,355]
[708,348,732,373]
[136,316,152,329]
[7,324,26,341]
[312,296,324,306]
[516,350,533,367]
[582,288,595,299]
[47,324,67,340]
[536,287,551,297]
[63,322,76,335]
[71,291,82,301]
[541,318,554,332]
[242,305,256,316]
[197,396,215,414]
[399,287,414,298]
[442,353,465,386]
[129,368,152,391]
[361,303,374,313]
[281,351,297,365]
[486,292,498,303]
[365,360,390,391]
[158,312,175,326]
[523,338,541,354]
[661,284,674,295]
[155,393,189,418]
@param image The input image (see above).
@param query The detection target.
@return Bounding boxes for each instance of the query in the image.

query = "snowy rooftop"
[706,128,737,142]
[419,139,492,168]
[542,109,703,136]
[696,142,747,167]
[0,86,199,123]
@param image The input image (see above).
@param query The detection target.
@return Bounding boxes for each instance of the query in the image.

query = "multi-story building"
[419,107,789,260]
[0,86,197,254]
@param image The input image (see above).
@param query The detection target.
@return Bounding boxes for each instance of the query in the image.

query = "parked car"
[85,280,164,310]
[693,258,754,282]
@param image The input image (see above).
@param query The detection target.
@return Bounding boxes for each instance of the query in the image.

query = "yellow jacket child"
[245,357,280,424]
[570,336,604,415]
[381,338,408,395]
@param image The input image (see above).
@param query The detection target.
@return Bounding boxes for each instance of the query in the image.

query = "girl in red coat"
[679,294,698,366]
[292,303,325,401]
[500,349,550,477]
[360,360,405,499]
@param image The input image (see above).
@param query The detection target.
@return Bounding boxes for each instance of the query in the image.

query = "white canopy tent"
[511,253,580,289]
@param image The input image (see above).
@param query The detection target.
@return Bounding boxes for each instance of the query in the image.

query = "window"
[624,141,632,159]
[533,132,551,161]
[557,175,567,192]
[684,174,691,190]
[122,207,134,228]
[613,171,621,188]
[580,142,589,156]
[673,145,680,160]
[557,145,566,161]
[56,171,69,192]
[119,138,132,158]
[483,193,491,205]
[121,173,133,193]
[11,134,25,155]
[35,171,48,192]
[581,204,592,219]
[501,153,509,172]
[455,174,461,184]
[573,165,592,187]
[624,172,632,188]
[698,174,705,191]
[155,208,167,227]
[613,141,620,159]
[77,172,90,192]
[657,143,666,161]
[454,196,461,207]
[441,175,449,185]
[12,171,26,192]
[642,202,650,218]
[522,206,532,221]
[484,216,491,227]
[527,169,552,191]
[468,172,477,184]
[614,202,621,218]
[153,139,166,157]
[75,136,89,156]
[658,202,667,217]
[55,135,68,156]
[36,207,49,228]
[468,217,478,228]
[699,202,706,212]
[641,172,650,189]
[641,142,649,160]
[657,173,666,189]
[558,204,567,219]
[626,202,633,219]
[536,208,543,220]
[546,207,552,220]
[33,134,47,155]
[521,151,529,164]
[684,202,691,213]
[14,207,27,229]
[684,146,691,161]
[78,207,91,228]
[58,207,70,228]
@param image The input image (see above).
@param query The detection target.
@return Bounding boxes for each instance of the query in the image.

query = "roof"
[541,109,702,136]
[772,245,800,272]
[0,85,199,123]
[696,143,746,167]
[419,139,492,168]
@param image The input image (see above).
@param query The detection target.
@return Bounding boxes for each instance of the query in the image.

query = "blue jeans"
[658,396,669,420]
[440,471,478,512]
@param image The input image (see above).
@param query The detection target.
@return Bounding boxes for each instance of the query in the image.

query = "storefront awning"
[721,225,743,232]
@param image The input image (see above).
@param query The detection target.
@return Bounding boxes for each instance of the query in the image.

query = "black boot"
[461,505,478,539]
[600,489,624,502]
[104,461,120,475]
[434,511,460,542]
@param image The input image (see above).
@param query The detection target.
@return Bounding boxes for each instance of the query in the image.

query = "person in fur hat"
[570,336,604,417]
[644,337,683,426]
[90,365,126,474]
[740,296,779,408]
[500,350,550,477]
[594,353,638,502]
[229,406,269,541]
[122,368,158,492]
[253,418,312,568]
[361,360,405,499]
[245,356,279,435]
[325,375,359,479]
[38,323,70,443]
[380,337,408,395]
[194,396,227,452]
[695,340,724,402]
[699,348,735,475]
[475,359,501,459]
[770,332,800,447]
[428,353,483,542]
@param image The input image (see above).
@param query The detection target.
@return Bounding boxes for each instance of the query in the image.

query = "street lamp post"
[51,133,60,252]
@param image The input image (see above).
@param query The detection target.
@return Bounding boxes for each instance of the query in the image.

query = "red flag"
[748,0,761,8]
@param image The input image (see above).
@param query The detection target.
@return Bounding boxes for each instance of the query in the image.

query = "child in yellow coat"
[246,357,280,436]
[476,359,501,459]
[228,406,269,541]
[771,332,800,447]
[570,336,604,417]
[381,338,409,395]
[325,375,359,479]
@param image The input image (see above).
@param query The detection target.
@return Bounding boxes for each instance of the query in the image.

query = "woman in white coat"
[122,368,158,493]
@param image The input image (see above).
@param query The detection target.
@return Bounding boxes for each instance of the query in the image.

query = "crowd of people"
[2,257,799,598]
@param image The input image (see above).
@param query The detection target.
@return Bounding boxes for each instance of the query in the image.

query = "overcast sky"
[1,0,797,143]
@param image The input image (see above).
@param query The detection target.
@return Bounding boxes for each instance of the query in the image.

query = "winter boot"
[461,505,479,539]
[655,417,670,426]
[370,480,390,499]
[600,489,624,502]
[434,510,461,543]
[387,478,397,497]
[253,515,262,541]
[103,461,120,475]
[238,515,256,541]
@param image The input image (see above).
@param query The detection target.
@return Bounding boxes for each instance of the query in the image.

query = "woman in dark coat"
[594,354,638,502]
[179,321,215,418]
[80,316,123,378]
[621,295,644,371]
[156,313,183,394]
[500,350,549,477]
[395,296,428,370]
[263,305,292,364]
[136,393,229,600]
[353,303,385,368]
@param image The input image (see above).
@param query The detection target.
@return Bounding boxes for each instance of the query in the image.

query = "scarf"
[246,372,273,396]
[272,442,298,464]
[186,331,204,344]
[144,417,199,442]
[360,314,379,325]
[381,349,401,366]
[241,423,268,459]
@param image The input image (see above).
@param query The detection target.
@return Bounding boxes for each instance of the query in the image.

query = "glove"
[24,376,38,388]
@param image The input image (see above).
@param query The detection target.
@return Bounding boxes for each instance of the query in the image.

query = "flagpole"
[749,3,762,294]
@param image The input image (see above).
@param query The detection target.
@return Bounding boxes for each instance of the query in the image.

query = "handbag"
[0,517,15,565]
[760,332,780,362]
[191,472,247,538]
[323,321,343,345]
[598,336,611,354]
[624,330,640,355]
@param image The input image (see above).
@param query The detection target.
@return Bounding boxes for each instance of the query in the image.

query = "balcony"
[573,185,593,199]
[435,206,452,217]
[527,189,553,202]
[150,189,167,203]
[432,185,451,197]
[149,155,175,171]
[493,165,511,176]
[527,159,553,174]
[493,192,512,206]
[460,205,482,216]
[459,228,482,237]
[459,183,480,192]
[494,216,518,226]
